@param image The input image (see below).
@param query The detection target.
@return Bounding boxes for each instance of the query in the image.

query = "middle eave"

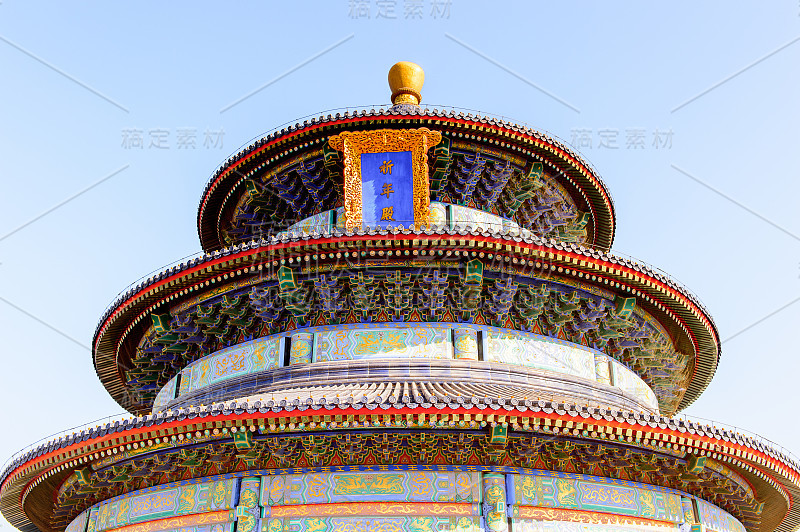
[93,227,720,416]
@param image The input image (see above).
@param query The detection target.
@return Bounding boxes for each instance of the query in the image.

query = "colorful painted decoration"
[179,337,279,397]
[429,202,447,229]
[237,477,261,532]
[510,472,683,524]
[151,323,659,413]
[594,355,612,386]
[314,327,451,362]
[262,471,481,506]
[453,328,479,360]
[279,201,534,239]
[483,473,508,532]
[485,331,596,381]
[60,463,750,532]
[90,479,237,532]
[262,516,480,532]
[65,509,89,532]
[696,498,747,532]
[611,359,658,411]
[152,376,177,411]
[285,211,335,236]
[130,255,686,414]
[62,466,753,532]
[681,497,695,524]
[450,204,507,232]
[512,519,674,531]
[289,333,313,365]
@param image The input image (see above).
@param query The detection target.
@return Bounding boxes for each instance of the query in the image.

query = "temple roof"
[93,224,719,416]
[196,106,617,252]
[2,396,798,532]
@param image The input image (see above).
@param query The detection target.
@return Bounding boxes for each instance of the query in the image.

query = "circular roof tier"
[93,226,719,417]
[8,61,799,532]
[196,107,616,253]
[2,398,799,532]
[156,357,663,415]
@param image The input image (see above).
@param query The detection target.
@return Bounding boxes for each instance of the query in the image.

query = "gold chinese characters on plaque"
[328,128,442,229]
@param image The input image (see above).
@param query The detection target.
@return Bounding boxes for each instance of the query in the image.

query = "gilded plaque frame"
[328,128,441,229]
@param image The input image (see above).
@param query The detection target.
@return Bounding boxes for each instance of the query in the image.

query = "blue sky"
[1,2,800,526]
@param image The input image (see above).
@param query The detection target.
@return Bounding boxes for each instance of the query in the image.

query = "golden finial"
[388,61,424,106]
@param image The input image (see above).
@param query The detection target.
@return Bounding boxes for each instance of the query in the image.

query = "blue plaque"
[360,151,413,228]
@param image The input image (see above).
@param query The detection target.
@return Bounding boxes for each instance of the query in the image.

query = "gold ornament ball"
[388,61,424,105]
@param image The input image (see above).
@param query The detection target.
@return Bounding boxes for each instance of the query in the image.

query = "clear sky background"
[1,2,799,528]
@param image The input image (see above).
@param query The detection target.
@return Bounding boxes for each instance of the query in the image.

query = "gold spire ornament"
[388,61,424,105]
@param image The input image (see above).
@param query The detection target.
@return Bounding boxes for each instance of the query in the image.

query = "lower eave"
[2,399,798,532]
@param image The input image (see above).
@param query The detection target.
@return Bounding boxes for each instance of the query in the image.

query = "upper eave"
[196,107,616,253]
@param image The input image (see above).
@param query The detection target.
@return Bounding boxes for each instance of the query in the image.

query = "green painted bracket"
[490,424,508,445]
[151,313,172,334]
[615,296,636,319]
[75,467,92,486]
[465,259,484,285]
[277,266,297,292]
[244,180,260,197]
[234,429,253,450]
[687,455,706,474]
